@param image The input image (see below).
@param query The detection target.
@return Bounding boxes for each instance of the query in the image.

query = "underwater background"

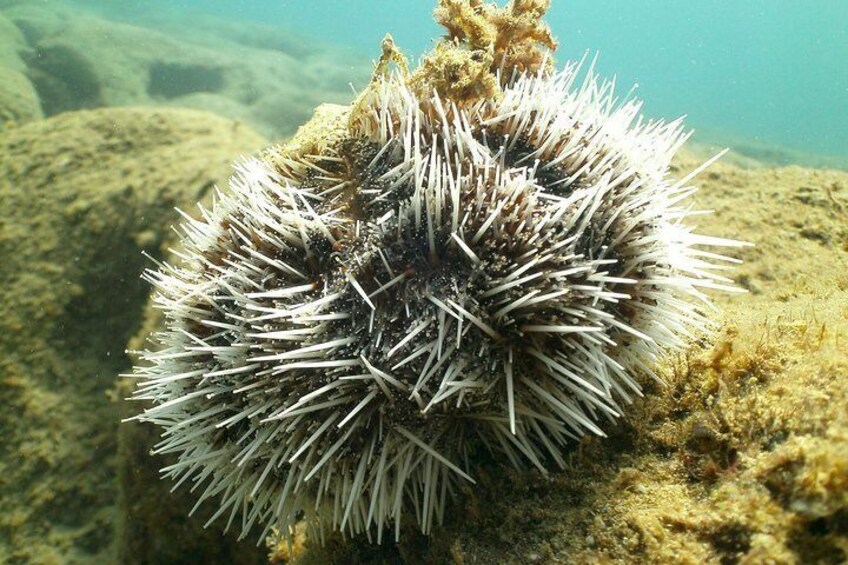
[0,0,847,564]
[81,0,848,168]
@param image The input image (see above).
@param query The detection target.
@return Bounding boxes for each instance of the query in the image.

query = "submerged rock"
[0,65,42,124]
[0,13,42,124]
[0,106,266,564]
[0,3,368,139]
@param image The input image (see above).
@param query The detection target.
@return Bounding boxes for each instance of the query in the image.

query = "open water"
[86,0,848,165]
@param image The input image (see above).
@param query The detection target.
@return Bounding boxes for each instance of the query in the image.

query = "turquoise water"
[89,0,848,164]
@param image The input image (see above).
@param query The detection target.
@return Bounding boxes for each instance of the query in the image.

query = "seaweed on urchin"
[128,2,746,548]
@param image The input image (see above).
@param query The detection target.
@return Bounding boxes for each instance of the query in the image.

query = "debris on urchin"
[129,0,746,547]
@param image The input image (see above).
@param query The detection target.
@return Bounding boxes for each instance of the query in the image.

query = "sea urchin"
[129,1,745,547]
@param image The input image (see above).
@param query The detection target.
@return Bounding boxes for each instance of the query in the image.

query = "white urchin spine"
[129,60,746,545]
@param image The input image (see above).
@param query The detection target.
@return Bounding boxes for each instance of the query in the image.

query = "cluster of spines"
[130,61,745,545]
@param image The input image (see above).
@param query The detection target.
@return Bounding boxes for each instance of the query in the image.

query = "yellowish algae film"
[0,0,846,564]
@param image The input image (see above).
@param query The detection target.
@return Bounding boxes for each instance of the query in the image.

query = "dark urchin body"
[131,63,744,543]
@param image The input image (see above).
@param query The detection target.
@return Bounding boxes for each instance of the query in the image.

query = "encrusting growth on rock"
[433,0,557,77]
[408,0,557,104]
[127,0,746,550]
